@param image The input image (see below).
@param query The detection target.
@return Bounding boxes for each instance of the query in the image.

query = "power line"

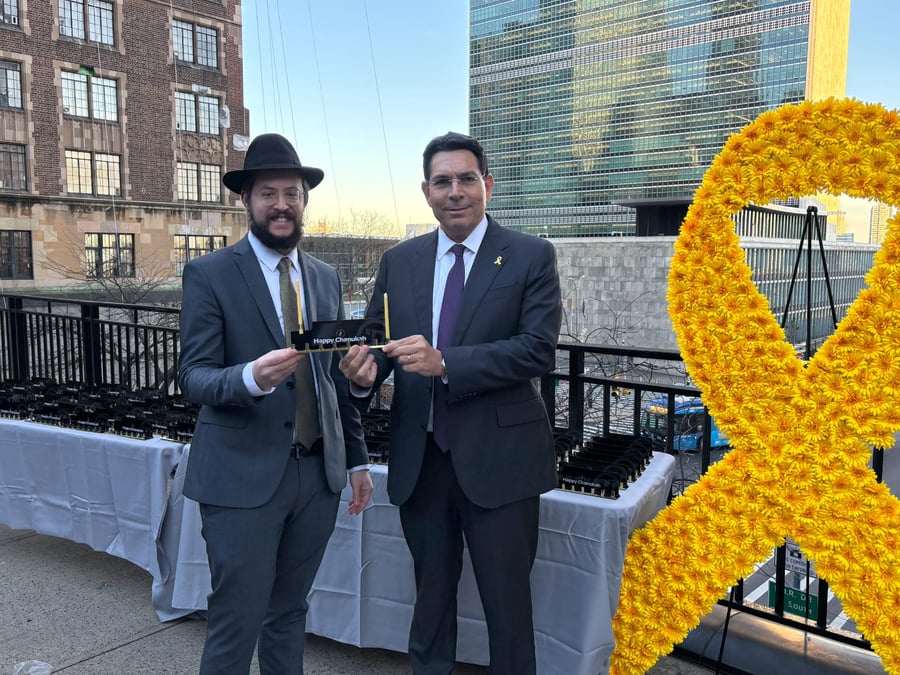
[253,0,268,128]
[274,0,298,143]
[262,0,284,130]
[362,0,400,230]
[306,0,341,220]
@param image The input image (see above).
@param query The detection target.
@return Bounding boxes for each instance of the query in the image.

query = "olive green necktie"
[277,256,320,448]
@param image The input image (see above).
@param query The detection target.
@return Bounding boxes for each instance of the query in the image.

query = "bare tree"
[554,290,690,438]
[303,209,400,306]
[38,227,178,306]
[36,228,181,390]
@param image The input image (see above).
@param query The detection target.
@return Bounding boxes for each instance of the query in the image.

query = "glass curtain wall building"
[470,0,850,237]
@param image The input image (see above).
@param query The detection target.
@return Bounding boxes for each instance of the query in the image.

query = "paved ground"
[0,524,710,675]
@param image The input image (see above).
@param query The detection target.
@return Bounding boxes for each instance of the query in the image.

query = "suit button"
[285,422,293,430]
[286,381,295,389]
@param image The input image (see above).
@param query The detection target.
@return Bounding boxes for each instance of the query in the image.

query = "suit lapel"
[298,251,322,373]
[298,251,318,327]
[411,233,438,344]
[452,220,510,345]
[233,237,284,347]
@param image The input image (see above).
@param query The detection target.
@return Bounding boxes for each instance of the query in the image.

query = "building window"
[195,25,218,67]
[1,1,20,26]
[0,143,26,190]
[86,0,113,43]
[94,153,120,195]
[0,230,32,279]
[175,91,220,134]
[91,75,117,120]
[199,164,219,201]
[66,150,92,193]
[197,94,219,134]
[61,71,118,121]
[65,150,121,196]
[174,92,194,132]
[177,161,220,202]
[0,61,21,107]
[173,19,218,69]
[176,162,197,201]
[174,234,226,274]
[84,232,133,278]
[59,0,114,45]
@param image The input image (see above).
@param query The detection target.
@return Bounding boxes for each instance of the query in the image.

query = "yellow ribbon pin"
[494,256,502,265]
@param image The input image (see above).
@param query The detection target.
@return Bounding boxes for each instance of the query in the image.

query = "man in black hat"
[178,133,373,674]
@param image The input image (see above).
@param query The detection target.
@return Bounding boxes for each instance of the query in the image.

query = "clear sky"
[841,0,900,239]
[242,1,899,239]
[242,1,467,231]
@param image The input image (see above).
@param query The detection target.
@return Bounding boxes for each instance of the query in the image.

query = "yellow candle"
[296,280,304,333]
[383,292,391,341]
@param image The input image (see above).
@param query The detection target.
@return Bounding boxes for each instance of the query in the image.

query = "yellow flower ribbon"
[611,98,900,674]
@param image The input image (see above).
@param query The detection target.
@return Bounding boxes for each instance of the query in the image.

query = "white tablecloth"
[0,419,182,581]
[157,447,675,675]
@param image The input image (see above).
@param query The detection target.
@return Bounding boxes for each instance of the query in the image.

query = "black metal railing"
[0,292,882,656]
[0,294,181,392]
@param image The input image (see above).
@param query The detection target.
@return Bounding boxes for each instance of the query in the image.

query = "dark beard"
[249,214,303,251]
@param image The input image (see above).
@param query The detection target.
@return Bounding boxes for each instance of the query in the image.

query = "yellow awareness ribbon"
[611,98,900,674]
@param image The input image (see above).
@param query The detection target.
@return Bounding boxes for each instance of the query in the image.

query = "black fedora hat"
[223,133,324,194]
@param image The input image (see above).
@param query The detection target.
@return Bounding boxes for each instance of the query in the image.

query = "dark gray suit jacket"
[178,235,368,508]
[364,217,561,509]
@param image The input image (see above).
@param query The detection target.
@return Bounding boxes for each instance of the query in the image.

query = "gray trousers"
[198,452,339,675]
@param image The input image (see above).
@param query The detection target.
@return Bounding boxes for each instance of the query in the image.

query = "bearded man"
[178,133,372,675]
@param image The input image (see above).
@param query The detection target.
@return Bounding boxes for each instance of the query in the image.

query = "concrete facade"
[552,233,878,352]
[0,195,245,291]
[553,237,679,350]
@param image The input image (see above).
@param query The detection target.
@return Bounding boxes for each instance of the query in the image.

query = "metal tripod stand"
[780,205,838,359]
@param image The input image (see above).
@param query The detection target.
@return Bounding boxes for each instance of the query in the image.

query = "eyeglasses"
[255,188,304,205]
[427,174,484,191]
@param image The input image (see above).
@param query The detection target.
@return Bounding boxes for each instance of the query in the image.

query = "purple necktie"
[432,244,466,452]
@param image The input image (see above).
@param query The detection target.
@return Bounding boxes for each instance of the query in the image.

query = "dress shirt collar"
[248,231,299,272]
[436,216,488,259]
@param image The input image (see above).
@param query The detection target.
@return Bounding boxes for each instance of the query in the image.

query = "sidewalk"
[0,524,709,675]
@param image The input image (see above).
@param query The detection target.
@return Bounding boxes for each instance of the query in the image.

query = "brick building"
[0,0,249,296]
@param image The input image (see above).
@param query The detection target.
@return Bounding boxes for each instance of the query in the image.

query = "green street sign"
[768,581,819,619]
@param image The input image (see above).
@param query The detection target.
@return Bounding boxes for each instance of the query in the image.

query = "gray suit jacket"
[178,235,368,508]
[363,217,561,509]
